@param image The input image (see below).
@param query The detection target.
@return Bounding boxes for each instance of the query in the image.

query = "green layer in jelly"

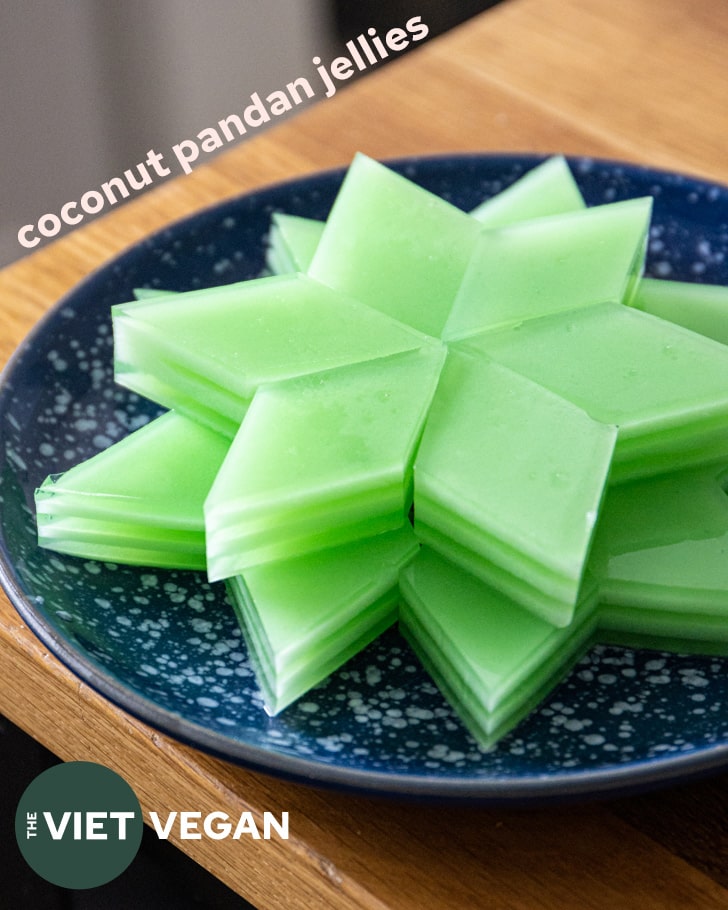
[400,548,599,747]
[35,411,229,569]
[443,197,652,341]
[308,153,480,336]
[226,525,418,713]
[464,302,728,481]
[205,346,445,579]
[414,351,615,626]
[633,276,728,346]
[113,272,434,437]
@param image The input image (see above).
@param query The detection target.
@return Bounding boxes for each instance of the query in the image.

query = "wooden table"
[3,0,728,906]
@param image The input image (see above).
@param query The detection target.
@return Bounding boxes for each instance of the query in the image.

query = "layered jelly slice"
[414,350,616,626]
[35,411,229,570]
[469,154,585,227]
[634,276,728,346]
[591,461,728,652]
[266,156,585,276]
[113,272,433,438]
[266,213,326,275]
[226,525,418,714]
[205,345,446,580]
[465,302,728,481]
[132,288,178,300]
[399,547,599,748]
[443,197,652,341]
[308,153,481,336]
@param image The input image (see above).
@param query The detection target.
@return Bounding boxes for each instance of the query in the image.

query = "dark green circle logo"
[15,761,143,890]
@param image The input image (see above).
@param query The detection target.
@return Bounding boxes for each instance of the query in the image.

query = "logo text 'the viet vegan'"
[16,761,289,890]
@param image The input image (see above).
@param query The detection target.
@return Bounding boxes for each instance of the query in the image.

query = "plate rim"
[3,150,728,803]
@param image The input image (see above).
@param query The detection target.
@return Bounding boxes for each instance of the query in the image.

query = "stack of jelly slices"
[34,152,728,747]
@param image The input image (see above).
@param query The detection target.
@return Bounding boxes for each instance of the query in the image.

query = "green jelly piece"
[132,288,178,300]
[469,155,585,227]
[591,462,728,617]
[634,277,728,346]
[226,525,419,714]
[113,272,433,438]
[414,350,616,626]
[465,302,728,481]
[594,459,728,650]
[267,157,585,278]
[399,548,599,748]
[266,213,324,274]
[308,153,480,336]
[34,411,229,569]
[443,197,652,341]
[205,346,446,580]
[599,610,728,657]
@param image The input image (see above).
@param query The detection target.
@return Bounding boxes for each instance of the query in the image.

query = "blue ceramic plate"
[3,154,728,804]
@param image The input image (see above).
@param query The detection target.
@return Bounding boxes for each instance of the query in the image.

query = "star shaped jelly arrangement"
[34,153,728,748]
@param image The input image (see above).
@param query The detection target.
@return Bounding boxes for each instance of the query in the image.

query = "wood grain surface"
[3,1,728,907]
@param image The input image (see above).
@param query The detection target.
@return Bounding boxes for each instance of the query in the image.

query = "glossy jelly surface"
[415,351,615,626]
[227,525,418,713]
[35,411,228,569]
[205,346,445,579]
[444,198,652,340]
[113,272,433,437]
[400,547,599,746]
[465,302,728,480]
[308,153,480,336]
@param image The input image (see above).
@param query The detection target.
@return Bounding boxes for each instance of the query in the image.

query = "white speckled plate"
[3,154,728,803]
